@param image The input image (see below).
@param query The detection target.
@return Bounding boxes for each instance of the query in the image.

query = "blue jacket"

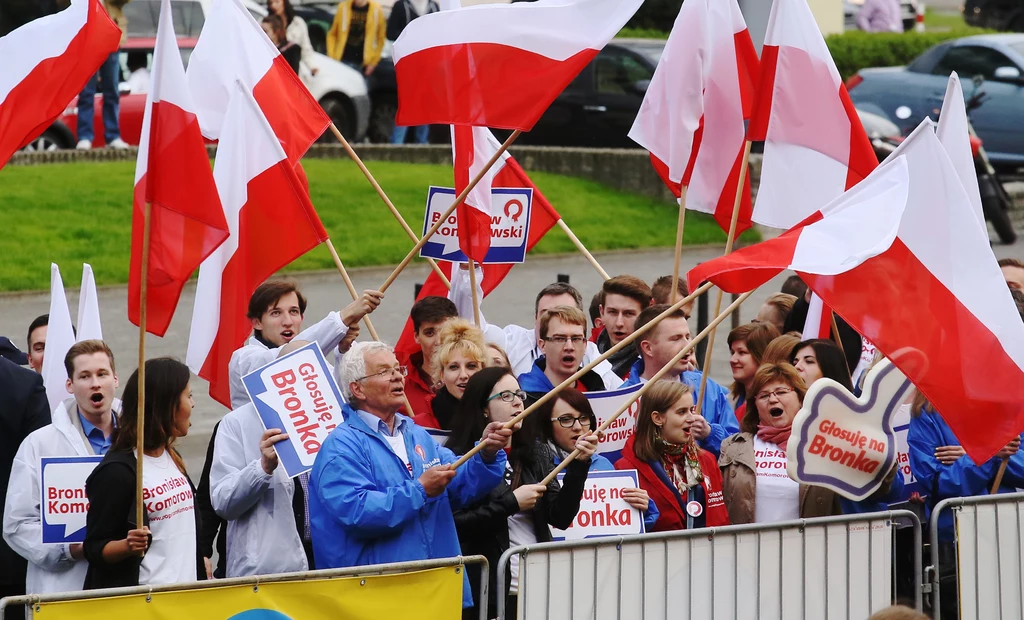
[621,361,738,456]
[907,408,1024,541]
[309,407,505,607]
[517,357,608,400]
[556,452,660,530]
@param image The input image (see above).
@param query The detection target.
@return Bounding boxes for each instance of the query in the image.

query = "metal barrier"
[497,511,922,620]
[0,555,489,620]
[928,492,1024,620]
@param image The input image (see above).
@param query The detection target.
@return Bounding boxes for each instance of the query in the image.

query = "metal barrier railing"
[0,554,489,620]
[928,492,1024,620]
[497,510,922,620]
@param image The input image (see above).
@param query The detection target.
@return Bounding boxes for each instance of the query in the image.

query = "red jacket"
[402,352,436,421]
[615,434,730,531]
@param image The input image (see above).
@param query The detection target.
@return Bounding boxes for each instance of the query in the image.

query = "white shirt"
[752,436,800,524]
[505,463,536,593]
[355,409,411,472]
[139,451,198,585]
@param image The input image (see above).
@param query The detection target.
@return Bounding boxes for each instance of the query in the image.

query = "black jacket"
[385,0,438,41]
[196,422,227,578]
[596,329,640,380]
[454,442,589,614]
[0,358,50,587]
[430,387,460,431]
[83,449,206,589]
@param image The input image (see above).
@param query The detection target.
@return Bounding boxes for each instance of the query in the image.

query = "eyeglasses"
[543,335,587,346]
[487,389,527,403]
[551,415,593,429]
[756,387,795,403]
[356,365,408,382]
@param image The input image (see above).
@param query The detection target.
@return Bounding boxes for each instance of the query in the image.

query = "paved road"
[1,242,1019,475]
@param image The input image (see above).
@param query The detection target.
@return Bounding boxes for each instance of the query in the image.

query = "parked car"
[843,0,920,32]
[964,0,1024,32]
[846,33,1024,172]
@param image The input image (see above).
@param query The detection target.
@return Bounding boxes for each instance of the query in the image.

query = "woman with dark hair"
[790,338,853,392]
[616,381,728,531]
[533,388,658,529]
[83,358,205,589]
[727,322,779,425]
[262,14,301,73]
[267,0,318,75]
[450,368,597,619]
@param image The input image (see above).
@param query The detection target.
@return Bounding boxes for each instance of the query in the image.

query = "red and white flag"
[0,0,120,168]
[452,125,498,262]
[628,0,759,235]
[935,71,984,230]
[690,121,1024,462]
[185,0,328,162]
[393,0,643,130]
[801,293,830,340]
[186,87,329,407]
[128,0,228,337]
[748,0,877,229]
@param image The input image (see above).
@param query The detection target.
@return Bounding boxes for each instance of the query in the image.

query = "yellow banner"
[34,567,462,619]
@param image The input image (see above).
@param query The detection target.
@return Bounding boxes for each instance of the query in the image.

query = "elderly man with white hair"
[308,341,510,609]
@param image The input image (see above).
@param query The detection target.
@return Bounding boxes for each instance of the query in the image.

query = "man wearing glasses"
[518,306,609,406]
[309,341,511,609]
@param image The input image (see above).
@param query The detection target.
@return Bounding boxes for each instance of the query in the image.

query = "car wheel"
[22,129,68,153]
[369,92,397,144]
[319,96,352,143]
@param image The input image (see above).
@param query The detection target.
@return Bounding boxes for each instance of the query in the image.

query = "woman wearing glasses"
[449,367,598,619]
[414,319,488,432]
[616,381,729,531]
[533,388,659,530]
[718,363,842,524]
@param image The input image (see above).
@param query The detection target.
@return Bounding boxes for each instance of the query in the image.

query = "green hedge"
[826,29,995,80]
[625,0,682,31]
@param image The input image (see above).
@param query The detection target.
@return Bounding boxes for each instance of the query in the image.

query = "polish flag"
[452,125,498,262]
[801,293,830,340]
[128,0,228,338]
[41,264,77,412]
[628,0,759,235]
[186,87,329,407]
[185,0,329,163]
[935,72,984,230]
[0,0,120,168]
[393,0,643,130]
[395,133,562,369]
[78,263,103,342]
[690,121,1024,462]
[748,0,877,229]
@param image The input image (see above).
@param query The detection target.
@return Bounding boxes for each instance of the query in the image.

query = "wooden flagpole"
[378,130,522,293]
[450,280,715,469]
[468,258,481,328]
[693,141,752,421]
[992,459,1010,493]
[670,186,689,304]
[556,219,610,281]
[539,291,754,486]
[136,202,152,531]
[328,123,451,289]
[324,239,381,342]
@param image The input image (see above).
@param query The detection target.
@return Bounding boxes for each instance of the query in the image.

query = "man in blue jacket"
[309,341,510,609]
[620,305,738,457]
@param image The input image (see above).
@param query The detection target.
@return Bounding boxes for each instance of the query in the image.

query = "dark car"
[847,33,1024,172]
[964,0,1024,31]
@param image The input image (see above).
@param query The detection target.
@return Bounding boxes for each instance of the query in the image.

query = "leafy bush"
[826,29,994,80]
[625,0,682,31]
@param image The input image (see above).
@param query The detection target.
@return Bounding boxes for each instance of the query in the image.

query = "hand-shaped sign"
[787,359,913,501]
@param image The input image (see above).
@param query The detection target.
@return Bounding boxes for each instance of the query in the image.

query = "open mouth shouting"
[280,329,295,342]
[768,405,784,419]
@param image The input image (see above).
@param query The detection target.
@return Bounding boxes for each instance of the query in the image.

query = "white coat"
[210,403,308,577]
[2,399,106,594]
[228,312,349,409]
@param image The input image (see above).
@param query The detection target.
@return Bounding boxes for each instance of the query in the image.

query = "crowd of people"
[1,258,1024,619]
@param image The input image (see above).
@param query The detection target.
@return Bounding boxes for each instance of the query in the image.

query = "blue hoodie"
[309,406,505,607]
[907,407,1024,541]
[621,360,738,456]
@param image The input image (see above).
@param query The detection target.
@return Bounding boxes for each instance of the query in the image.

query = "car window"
[594,50,652,95]
[305,20,330,55]
[932,45,1017,81]
[123,0,205,37]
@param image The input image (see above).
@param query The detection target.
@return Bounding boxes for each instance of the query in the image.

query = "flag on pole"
[393,0,643,130]
[41,264,77,411]
[935,71,984,230]
[186,85,329,407]
[690,121,1024,463]
[628,0,759,235]
[800,293,830,340]
[78,263,103,342]
[747,0,877,229]
[185,0,329,162]
[0,0,120,168]
[452,126,499,262]
[128,0,228,338]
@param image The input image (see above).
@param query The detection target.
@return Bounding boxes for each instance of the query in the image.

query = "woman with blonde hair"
[414,319,488,431]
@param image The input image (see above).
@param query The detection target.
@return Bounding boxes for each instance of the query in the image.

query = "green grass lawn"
[925,8,970,31]
[0,159,752,292]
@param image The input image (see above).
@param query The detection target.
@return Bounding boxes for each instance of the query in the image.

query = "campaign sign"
[419,186,533,263]
[41,456,103,544]
[587,383,643,463]
[890,403,921,504]
[243,343,345,478]
[550,470,644,541]
[788,359,913,501]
